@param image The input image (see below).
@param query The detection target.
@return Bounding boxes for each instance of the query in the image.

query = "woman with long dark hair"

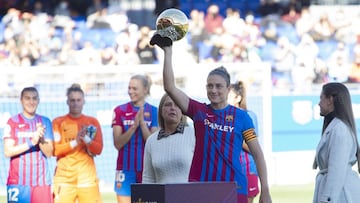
[313,82,360,203]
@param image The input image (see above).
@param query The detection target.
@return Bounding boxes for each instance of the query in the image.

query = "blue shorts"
[7,184,52,203]
[114,170,142,196]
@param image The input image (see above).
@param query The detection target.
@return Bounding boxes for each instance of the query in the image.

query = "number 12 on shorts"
[7,185,31,203]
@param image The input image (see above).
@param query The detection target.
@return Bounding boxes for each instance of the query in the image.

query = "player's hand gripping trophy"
[150,8,189,47]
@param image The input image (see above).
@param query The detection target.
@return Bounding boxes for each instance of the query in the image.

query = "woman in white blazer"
[313,82,360,203]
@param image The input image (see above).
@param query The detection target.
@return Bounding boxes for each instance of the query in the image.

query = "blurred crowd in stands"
[0,0,360,93]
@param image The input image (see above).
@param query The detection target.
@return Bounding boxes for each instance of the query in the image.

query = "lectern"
[131,182,237,203]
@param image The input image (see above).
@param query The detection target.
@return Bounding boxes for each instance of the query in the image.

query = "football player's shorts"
[7,184,52,203]
[53,184,102,203]
[114,170,142,196]
[247,174,260,197]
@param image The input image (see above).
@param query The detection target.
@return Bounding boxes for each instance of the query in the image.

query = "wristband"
[83,135,92,144]
[26,139,34,148]
[70,140,78,148]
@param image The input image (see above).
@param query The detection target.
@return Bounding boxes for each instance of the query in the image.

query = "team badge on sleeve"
[86,125,97,140]
[85,125,97,156]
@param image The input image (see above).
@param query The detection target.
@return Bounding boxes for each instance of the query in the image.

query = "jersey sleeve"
[3,120,12,140]
[186,98,203,118]
[112,106,124,128]
[41,116,54,140]
[247,110,259,135]
[237,109,257,142]
[150,105,158,128]
[52,117,76,157]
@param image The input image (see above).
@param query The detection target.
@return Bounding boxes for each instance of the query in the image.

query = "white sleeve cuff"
[70,140,78,148]
[83,135,92,144]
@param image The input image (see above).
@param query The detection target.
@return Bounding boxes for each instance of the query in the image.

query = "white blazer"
[313,118,360,203]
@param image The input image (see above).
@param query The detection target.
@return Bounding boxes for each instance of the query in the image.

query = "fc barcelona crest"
[226,115,233,122]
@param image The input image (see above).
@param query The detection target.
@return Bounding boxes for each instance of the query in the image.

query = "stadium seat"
[179,0,192,16]
[247,0,261,13]
[316,40,338,61]
[79,28,116,49]
[192,2,210,13]
[197,41,213,61]
[277,24,300,44]
[0,22,4,42]
[227,1,247,18]
[259,41,277,62]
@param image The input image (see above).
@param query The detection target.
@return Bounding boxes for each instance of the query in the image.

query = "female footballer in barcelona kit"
[3,87,54,203]
[112,75,158,203]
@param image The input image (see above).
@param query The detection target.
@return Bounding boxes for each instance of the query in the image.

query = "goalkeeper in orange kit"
[52,83,103,203]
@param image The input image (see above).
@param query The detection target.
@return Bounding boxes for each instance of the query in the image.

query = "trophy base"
[150,34,173,47]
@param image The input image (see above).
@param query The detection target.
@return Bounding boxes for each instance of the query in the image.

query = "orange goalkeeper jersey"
[52,114,103,187]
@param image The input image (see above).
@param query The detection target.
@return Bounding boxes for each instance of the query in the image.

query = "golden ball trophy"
[150,8,189,47]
